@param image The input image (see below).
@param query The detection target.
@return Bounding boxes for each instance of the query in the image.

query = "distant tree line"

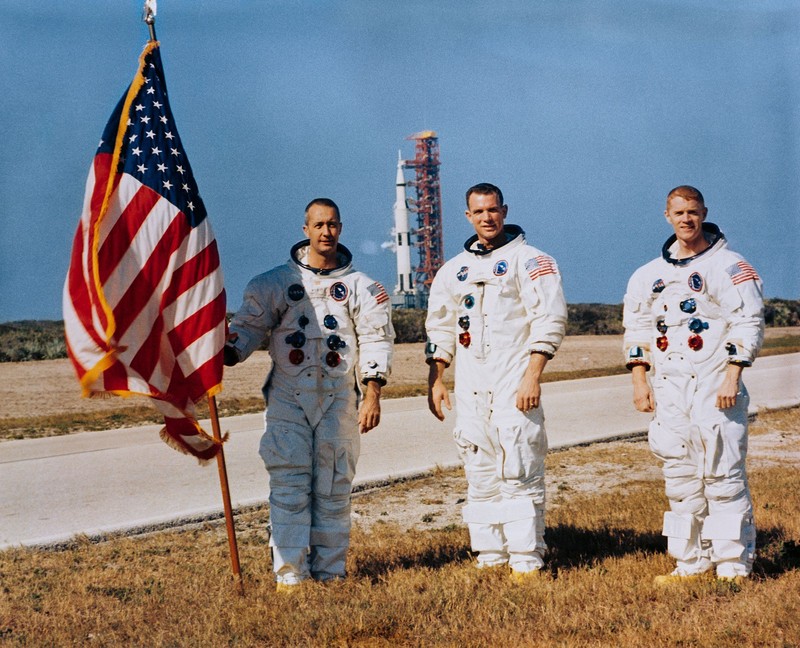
[0,320,67,362]
[391,304,625,341]
[764,298,800,328]
[386,299,800,341]
[2,298,798,362]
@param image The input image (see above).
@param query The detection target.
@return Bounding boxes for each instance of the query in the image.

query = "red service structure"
[404,130,444,305]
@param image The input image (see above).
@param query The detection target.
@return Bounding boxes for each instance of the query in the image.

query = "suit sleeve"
[717,256,765,366]
[353,278,394,384]
[227,272,286,363]
[518,253,567,357]
[622,268,653,370]
[424,266,458,365]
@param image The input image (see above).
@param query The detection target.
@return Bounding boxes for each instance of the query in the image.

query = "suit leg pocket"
[453,426,480,461]
[314,440,356,497]
[498,422,545,481]
[648,420,688,462]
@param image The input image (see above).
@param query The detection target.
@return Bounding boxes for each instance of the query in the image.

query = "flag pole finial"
[143,0,157,41]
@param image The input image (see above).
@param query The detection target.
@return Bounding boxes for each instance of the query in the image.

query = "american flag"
[63,41,226,462]
[525,255,558,282]
[367,281,389,304]
[726,261,760,286]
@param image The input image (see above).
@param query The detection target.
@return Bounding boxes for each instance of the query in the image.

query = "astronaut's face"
[664,196,707,250]
[304,204,341,261]
[465,192,508,248]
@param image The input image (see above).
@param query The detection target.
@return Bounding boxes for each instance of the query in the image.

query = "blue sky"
[1,0,798,321]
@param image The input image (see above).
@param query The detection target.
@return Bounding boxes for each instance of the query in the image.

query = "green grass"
[761,334,800,355]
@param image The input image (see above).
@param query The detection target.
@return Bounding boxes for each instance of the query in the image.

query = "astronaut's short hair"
[304,198,341,223]
[667,185,705,206]
[465,183,504,208]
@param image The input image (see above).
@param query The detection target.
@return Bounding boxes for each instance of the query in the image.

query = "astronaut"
[623,185,764,583]
[426,183,567,579]
[225,198,393,589]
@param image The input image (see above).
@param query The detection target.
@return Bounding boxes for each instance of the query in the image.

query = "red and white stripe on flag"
[525,255,558,282]
[728,261,760,286]
[368,281,389,304]
[63,41,226,462]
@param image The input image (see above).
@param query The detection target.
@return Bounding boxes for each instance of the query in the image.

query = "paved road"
[1,353,797,550]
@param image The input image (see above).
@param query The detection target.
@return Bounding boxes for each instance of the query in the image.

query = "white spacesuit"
[623,223,764,578]
[227,241,393,584]
[426,225,567,571]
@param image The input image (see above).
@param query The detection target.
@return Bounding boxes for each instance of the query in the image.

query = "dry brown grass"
[1,408,798,647]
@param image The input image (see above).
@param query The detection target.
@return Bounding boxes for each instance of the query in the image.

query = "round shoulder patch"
[330,281,349,302]
[688,272,704,292]
[457,266,469,282]
[287,283,305,301]
[493,260,508,276]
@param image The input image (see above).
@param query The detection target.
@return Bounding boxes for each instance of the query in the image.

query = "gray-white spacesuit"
[623,222,764,578]
[227,241,393,585]
[426,224,567,571]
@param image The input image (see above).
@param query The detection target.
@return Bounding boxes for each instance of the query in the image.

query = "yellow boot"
[653,569,708,586]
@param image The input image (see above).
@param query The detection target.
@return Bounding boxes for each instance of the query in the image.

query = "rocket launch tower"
[405,131,444,295]
[388,130,444,309]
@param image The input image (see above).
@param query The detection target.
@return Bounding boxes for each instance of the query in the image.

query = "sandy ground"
[0,328,796,421]
[1,334,624,420]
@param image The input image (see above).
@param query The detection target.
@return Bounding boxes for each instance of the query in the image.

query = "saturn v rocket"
[387,131,443,308]
[390,152,415,304]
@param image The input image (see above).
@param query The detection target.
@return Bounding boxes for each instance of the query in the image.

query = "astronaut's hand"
[427,380,452,421]
[516,373,542,411]
[632,382,654,412]
[359,381,382,433]
[223,345,239,367]
[427,360,452,421]
[630,364,654,412]
[716,366,742,409]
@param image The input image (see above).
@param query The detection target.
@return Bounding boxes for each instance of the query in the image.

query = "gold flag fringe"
[158,426,229,466]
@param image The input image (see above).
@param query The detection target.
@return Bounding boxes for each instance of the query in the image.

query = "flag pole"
[209,395,245,595]
[143,0,157,41]
[140,1,243,595]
